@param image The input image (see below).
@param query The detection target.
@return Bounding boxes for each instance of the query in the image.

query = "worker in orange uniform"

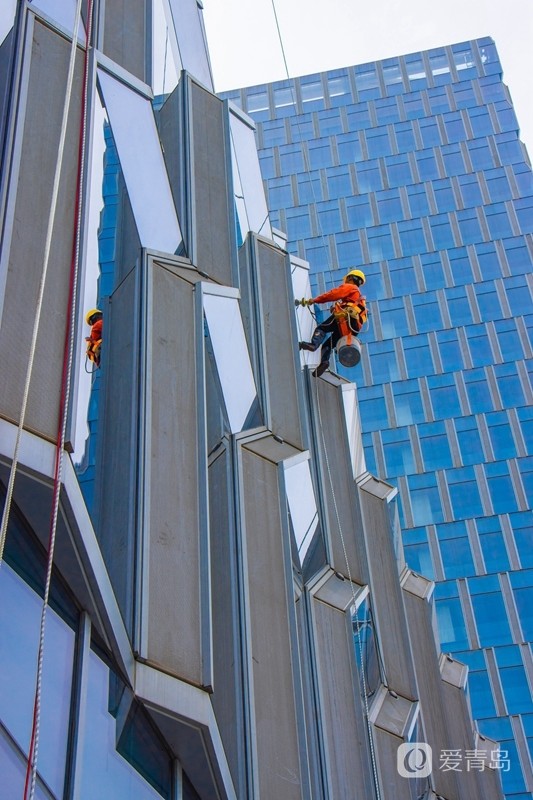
[297,269,367,377]
[85,308,103,368]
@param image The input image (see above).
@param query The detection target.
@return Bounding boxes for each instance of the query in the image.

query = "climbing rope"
[3,3,95,798]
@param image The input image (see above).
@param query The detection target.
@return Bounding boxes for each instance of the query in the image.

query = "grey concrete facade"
[0,4,503,798]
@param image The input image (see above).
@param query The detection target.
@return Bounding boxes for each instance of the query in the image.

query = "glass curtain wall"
[229,37,533,798]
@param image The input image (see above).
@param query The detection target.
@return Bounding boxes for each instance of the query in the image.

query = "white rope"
[0,1,84,564]
[314,376,383,800]
[17,3,92,798]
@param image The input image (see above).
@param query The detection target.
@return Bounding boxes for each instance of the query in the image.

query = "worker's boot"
[312,338,332,377]
[299,329,326,352]
[312,361,329,377]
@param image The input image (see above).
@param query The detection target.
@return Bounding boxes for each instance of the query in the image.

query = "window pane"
[470,590,513,646]
[0,565,75,796]
[468,670,497,717]
[436,597,469,650]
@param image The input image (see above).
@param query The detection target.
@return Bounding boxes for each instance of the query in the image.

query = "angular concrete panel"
[310,597,376,800]
[310,375,369,584]
[239,436,308,799]
[252,237,306,449]
[209,446,247,798]
[140,260,205,686]
[358,475,418,700]
[0,21,83,440]
[102,0,147,82]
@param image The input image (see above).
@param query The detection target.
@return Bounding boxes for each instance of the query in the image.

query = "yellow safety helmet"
[344,269,366,285]
[85,308,102,325]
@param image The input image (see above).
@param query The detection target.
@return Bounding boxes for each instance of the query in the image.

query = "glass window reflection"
[284,459,319,564]
[97,70,182,253]
[80,648,169,798]
[203,292,259,433]
[0,564,75,797]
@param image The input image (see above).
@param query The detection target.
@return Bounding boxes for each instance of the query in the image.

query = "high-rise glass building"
[223,36,533,799]
[0,3,512,796]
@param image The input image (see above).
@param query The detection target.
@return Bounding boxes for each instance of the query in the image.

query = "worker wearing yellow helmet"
[85,308,103,368]
[296,269,367,377]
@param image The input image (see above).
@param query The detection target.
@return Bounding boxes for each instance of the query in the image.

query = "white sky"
[202,0,533,156]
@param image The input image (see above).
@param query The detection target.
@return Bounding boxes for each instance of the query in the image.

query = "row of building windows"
[403,513,532,581]
[391,456,532,528]
[0,512,180,799]
[274,198,532,263]
[259,98,517,160]
[362,323,532,386]
[435,570,533,652]
[359,360,532,431]
[265,139,528,224]
[264,162,531,219]
[226,41,501,119]
[366,407,531,479]
[298,237,532,300]
[372,281,532,340]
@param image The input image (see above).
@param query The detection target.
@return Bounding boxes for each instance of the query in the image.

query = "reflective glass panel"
[166,0,213,91]
[408,473,443,525]
[455,416,484,466]
[397,219,426,257]
[358,386,389,431]
[152,0,180,95]
[230,113,272,239]
[464,368,494,413]
[284,458,319,564]
[485,462,519,514]
[368,340,399,382]
[412,292,443,333]
[403,335,435,379]
[0,564,75,796]
[466,324,494,367]
[436,329,464,371]
[486,411,517,460]
[80,648,168,797]
[447,466,484,519]
[0,728,50,800]
[500,665,533,713]
[467,669,497,717]
[382,428,415,476]
[352,598,382,698]
[477,517,511,572]
[337,132,363,163]
[511,512,533,569]
[419,421,453,470]
[436,596,469,650]
[383,63,403,94]
[379,297,410,338]
[439,535,475,579]
[470,589,513,647]
[313,110,339,137]
[97,70,182,253]
[392,380,425,425]
[30,0,86,41]
[203,292,259,433]
[0,0,17,46]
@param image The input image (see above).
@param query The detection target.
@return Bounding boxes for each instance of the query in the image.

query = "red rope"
[23,3,94,796]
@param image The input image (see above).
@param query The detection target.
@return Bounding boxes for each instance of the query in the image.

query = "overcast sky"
[202,0,533,156]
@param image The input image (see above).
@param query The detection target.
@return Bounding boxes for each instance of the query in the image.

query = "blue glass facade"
[225,37,533,798]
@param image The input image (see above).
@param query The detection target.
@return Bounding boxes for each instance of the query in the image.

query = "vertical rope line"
[22,3,94,797]
[0,0,83,564]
